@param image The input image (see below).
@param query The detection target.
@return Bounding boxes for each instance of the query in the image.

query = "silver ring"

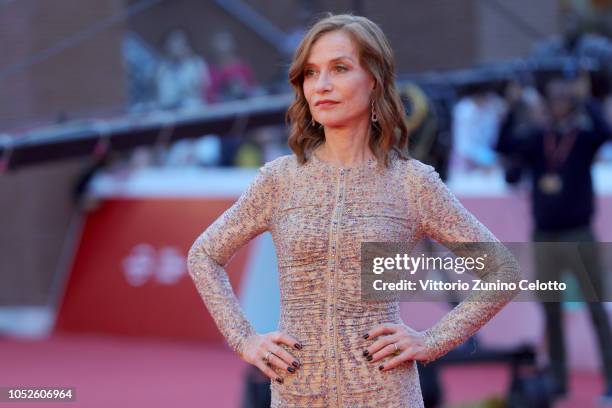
[263,351,272,363]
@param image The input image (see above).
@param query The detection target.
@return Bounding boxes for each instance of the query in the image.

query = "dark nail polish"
[366,355,373,361]
[292,360,300,368]
[294,343,302,350]
[362,349,369,356]
[287,366,295,373]
[363,333,369,339]
[378,365,384,371]
[275,377,283,384]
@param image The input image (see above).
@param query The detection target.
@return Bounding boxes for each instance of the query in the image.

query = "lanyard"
[543,126,578,172]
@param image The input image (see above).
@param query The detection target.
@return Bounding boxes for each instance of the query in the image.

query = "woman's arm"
[413,162,521,363]
[187,161,278,358]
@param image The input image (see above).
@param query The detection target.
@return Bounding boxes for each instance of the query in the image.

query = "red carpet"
[0,333,245,408]
[0,333,606,407]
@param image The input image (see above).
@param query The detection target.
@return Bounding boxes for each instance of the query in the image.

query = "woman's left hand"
[361,323,430,372]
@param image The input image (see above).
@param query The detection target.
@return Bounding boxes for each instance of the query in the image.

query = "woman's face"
[302,30,375,129]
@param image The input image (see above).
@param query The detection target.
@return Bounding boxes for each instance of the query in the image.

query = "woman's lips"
[316,101,339,108]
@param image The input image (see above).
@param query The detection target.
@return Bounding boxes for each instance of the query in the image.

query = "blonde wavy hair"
[286,13,410,167]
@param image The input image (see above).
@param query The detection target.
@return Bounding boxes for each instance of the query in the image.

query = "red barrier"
[55,198,252,343]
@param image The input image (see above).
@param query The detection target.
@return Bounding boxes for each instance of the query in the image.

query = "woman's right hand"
[241,332,303,384]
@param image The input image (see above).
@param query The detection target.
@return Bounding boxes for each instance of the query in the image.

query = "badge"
[538,173,563,194]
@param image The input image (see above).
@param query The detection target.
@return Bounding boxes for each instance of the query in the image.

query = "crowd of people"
[124,28,261,112]
[119,23,612,175]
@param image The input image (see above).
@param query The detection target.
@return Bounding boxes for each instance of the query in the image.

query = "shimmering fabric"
[187,151,520,408]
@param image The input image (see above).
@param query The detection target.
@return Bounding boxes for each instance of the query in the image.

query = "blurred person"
[498,78,547,184]
[122,32,159,112]
[207,31,258,103]
[402,82,452,182]
[156,28,210,110]
[129,146,155,170]
[450,87,506,174]
[164,139,197,167]
[186,14,520,407]
[205,31,253,166]
[496,74,612,402]
[164,135,222,167]
[249,126,292,163]
[235,141,262,168]
[207,31,259,167]
[193,135,222,167]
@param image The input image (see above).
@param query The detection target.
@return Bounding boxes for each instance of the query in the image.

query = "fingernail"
[366,355,373,361]
[378,365,384,371]
[275,377,283,384]
[362,349,369,356]
[294,343,302,350]
[363,333,369,339]
[292,360,300,368]
[287,366,295,373]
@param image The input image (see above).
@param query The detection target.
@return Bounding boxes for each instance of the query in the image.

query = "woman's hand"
[362,323,431,372]
[241,332,303,384]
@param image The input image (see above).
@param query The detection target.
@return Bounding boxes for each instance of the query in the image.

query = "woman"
[187,14,520,407]
[156,28,210,110]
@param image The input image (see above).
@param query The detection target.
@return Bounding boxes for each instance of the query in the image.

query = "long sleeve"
[495,108,539,160]
[412,162,521,362]
[187,161,278,357]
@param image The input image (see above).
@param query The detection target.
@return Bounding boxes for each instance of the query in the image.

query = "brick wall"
[0,0,125,132]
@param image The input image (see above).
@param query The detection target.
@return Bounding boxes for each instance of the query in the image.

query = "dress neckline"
[310,149,377,170]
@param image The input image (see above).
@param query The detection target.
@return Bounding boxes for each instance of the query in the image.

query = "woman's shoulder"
[262,154,297,172]
[259,154,300,180]
[395,156,437,180]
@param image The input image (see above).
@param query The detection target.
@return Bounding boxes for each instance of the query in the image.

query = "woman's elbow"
[186,235,207,279]
[186,233,224,278]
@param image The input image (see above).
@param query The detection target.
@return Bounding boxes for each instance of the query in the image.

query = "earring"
[371,100,378,123]
[311,118,322,128]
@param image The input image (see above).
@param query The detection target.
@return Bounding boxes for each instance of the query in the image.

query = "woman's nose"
[315,72,332,93]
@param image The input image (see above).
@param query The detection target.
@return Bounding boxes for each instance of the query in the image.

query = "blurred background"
[1,0,612,407]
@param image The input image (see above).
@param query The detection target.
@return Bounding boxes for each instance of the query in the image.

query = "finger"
[271,331,303,351]
[378,351,412,372]
[369,341,401,363]
[365,333,400,358]
[363,323,398,340]
[255,360,284,384]
[267,350,297,374]
[268,341,301,369]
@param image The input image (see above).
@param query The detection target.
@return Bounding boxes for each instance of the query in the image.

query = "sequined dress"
[187,151,520,408]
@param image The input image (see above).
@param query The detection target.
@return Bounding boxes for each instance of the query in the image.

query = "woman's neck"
[316,120,373,167]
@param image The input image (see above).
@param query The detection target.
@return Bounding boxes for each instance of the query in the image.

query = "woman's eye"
[335,65,347,72]
[304,69,315,77]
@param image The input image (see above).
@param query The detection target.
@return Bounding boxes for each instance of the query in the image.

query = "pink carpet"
[0,333,606,407]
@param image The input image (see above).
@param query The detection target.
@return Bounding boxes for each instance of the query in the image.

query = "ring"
[263,351,272,363]
[393,343,400,353]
